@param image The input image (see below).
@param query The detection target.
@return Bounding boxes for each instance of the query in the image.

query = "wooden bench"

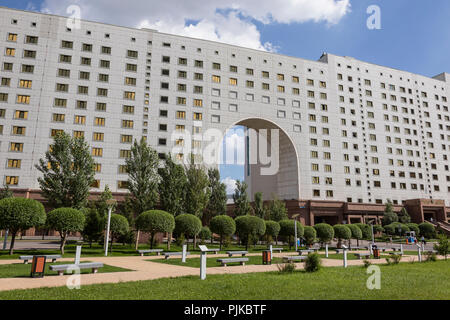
[19,255,62,264]
[226,251,248,257]
[354,253,371,260]
[50,262,103,276]
[217,258,249,266]
[137,249,163,256]
[163,252,190,260]
[271,248,284,253]
[282,256,307,263]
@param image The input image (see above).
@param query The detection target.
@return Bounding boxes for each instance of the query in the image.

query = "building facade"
[0,7,449,226]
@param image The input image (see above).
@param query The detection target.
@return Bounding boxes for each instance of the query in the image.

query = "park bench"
[137,249,163,256]
[354,253,371,260]
[203,248,220,254]
[226,251,248,257]
[391,247,402,252]
[163,252,190,260]
[216,257,249,267]
[282,256,306,263]
[298,249,317,255]
[50,262,103,276]
[389,252,403,256]
[271,248,284,253]
[19,255,62,264]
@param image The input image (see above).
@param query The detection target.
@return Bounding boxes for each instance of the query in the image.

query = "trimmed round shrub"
[419,222,436,239]
[347,224,363,242]
[235,215,266,249]
[314,223,334,244]
[279,219,304,249]
[0,197,46,254]
[47,207,85,254]
[199,226,211,242]
[383,223,397,236]
[210,215,236,250]
[303,226,317,246]
[355,223,373,240]
[304,253,322,272]
[333,224,351,247]
[109,214,129,242]
[406,223,420,235]
[135,210,175,249]
[264,220,281,243]
[373,224,384,234]
[174,214,202,246]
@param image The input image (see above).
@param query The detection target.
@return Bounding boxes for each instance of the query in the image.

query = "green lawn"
[0,242,302,260]
[0,260,448,300]
[0,261,131,278]
[150,255,285,268]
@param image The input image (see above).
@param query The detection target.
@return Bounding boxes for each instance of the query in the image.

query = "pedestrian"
[421,236,426,245]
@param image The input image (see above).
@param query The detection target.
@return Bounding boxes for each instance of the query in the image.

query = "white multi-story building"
[0,7,449,220]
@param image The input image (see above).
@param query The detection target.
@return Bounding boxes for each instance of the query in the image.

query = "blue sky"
[3,0,449,192]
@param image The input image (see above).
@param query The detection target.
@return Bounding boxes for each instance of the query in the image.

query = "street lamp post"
[292,214,300,251]
[104,199,117,257]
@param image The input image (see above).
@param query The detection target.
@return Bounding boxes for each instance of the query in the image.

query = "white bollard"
[343,249,348,268]
[182,244,187,263]
[200,252,206,280]
[400,244,403,255]
[75,245,82,265]
[269,244,273,256]
[418,246,422,262]
[325,244,329,258]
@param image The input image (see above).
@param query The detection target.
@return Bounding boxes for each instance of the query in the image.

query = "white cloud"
[222,177,237,195]
[40,0,350,51]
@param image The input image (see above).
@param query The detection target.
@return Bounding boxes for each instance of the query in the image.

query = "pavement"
[0,249,442,292]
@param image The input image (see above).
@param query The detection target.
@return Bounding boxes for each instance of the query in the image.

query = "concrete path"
[0,250,438,292]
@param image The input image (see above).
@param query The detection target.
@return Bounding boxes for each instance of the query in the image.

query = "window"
[14,110,28,119]
[74,115,86,125]
[3,63,13,71]
[212,63,221,70]
[94,117,105,126]
[82,43,92,52]
[122,120,134,128]
[25,36,38,44]
[121,135,133,143]
[19,80,32,88]
[10,142,24,152]
[229,78,237,86]
[16,95,30,104]
[7,159,21,168]
[195,60,203,68]
[127,50,138,59]
[95,102,106,111]
[124,91,135,100]
[193,113,203,120]
[126,64,137,72]
[6,48,16,56]
[230,65,238,73]
[79,71,90,80]
[80,57,91,66]
[5,176,19,186]
[21,64,34,73]
[58,69,70,77]
[12,126,26,135]
[123,105,134,114]
[61,40,73,49]
[176,111,186,119]
[93,132,104,141]
[7,33,17,42]
[92,148,103,157]
[100,60,110,68]
[78,86,88,94]
[212,75,221,83]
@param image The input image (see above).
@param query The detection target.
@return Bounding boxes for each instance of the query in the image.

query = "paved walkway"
[0,250,437,292]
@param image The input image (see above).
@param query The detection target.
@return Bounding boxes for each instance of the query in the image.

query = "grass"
[0,260,448,300]
[0,242,302,260]
[149,255,285,268]
[0,261,131,278]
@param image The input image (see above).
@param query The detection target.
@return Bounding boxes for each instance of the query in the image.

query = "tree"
[210,215,236,250]
[303,226,317,246]
[347,224,363,247]
[235,215,266,250]
[0,183,13,200]
[0,198,46,255]
[82,208,104,248]
[174,214,202,250]
[383,200,398,226]
[35,132,95,209]
[268,196,288,222]
[406,223,420,235]
[264,220,281,245]
[108,214,129,252]
[419,222,436,239]
[253,192,265,219]
[333,224,351,248]
[199,226,212,243]
[96,185,115,219]
[433,235,449,260]
[125,138,160,217]
[355,223,373,240]
[232,180,251,217]
[398,208,411,224]
[184,156,210,219]
[204,168,227,224]
[46,208,85,254]
[158,154,187,217]
[313,223,334,246]
[279,219,304,250]
[135,210,175,249]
